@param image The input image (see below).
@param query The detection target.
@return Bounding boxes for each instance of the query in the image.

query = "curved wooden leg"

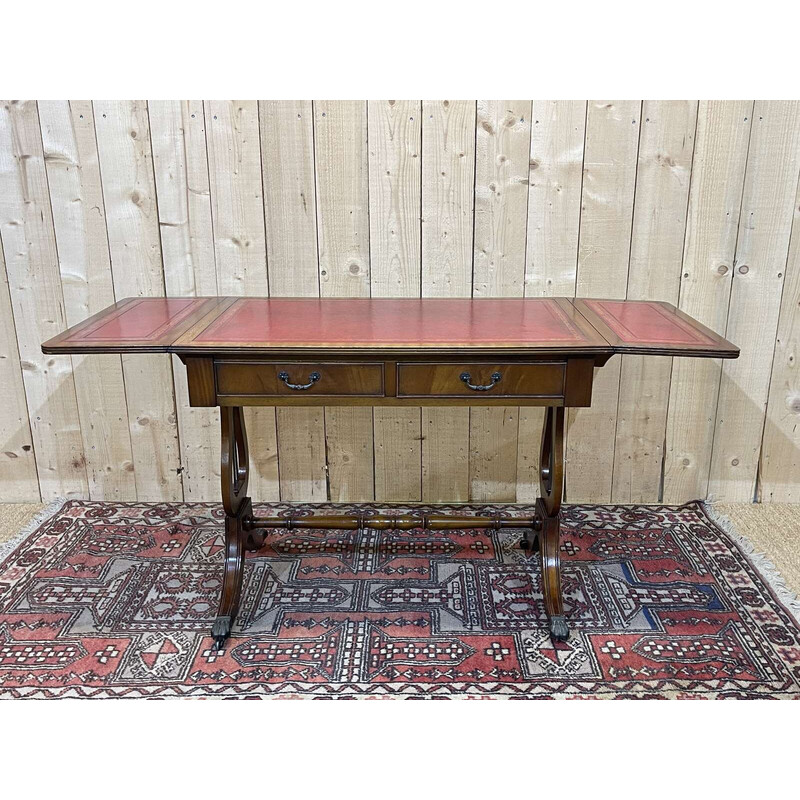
[527,406,568,642]
[213,496,252,649]
[213,406,252,650]
[538,498,567,641]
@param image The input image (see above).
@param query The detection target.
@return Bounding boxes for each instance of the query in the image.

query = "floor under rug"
[0,500,798,699]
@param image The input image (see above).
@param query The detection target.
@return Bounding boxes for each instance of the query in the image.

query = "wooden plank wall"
[1,99,799,506]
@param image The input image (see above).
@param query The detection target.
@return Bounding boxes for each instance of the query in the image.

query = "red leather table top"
[42,296,738,359]
[576,299,720,348]
[75,298,201,341]
[44,297,225,352]
[193,298,597,348]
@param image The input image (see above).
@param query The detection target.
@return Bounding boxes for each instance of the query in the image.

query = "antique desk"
[42,297,738,648]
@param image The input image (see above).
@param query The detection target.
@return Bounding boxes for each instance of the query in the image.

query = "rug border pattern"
[0,499,798,700]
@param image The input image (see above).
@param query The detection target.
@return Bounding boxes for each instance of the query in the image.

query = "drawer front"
[216,361,384,397]
[397,362,565,398]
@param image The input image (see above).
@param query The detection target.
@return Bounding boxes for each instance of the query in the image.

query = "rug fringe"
[702,501,800,625]
[0,497,68,565]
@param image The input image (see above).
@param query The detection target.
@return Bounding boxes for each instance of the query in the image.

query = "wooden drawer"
[396,362,565,398]
[215,361,384,397]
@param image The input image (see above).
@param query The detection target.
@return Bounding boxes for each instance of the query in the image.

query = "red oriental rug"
[0,500,799,699]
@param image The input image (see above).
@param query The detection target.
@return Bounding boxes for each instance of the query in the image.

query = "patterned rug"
[1,500,799,699]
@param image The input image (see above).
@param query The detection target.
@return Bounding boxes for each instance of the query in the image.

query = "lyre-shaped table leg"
[212,406,253,650]
[522,406,568,642]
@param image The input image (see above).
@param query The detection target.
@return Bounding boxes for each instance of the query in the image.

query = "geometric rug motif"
[0,500,798,699]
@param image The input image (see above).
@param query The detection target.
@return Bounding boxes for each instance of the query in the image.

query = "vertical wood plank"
[420,405,469,503]
[760,175,800,501]
[470,100,531,502]
[150,101,218,298]
[10,98,800,509]
[205,101,269,296]
[368,100,421,297]
[373,409,422,502]
[323,408,374,501]
[94,100,182,501]
[472,100,532,298]
[515,407,546,503]
[422,100,476,297]
[314,100,374,501]
[149,100,220,501]
[567,100,641,503]
[0,99,88,500]
[315,101,371,297]
[469,405,519,502]
[524,100,586,297]
[205,100,279,501]
[0,230,39,500]
[369,100,422,501]
[611,101,698,502]
[708,101,800,502]
[275,404,327,502]
[260,100,319,294]
[662,101,753,503]
[260,100,326,501]
[518,100,586,501]
[38,100,136,501]
[323,405,374,501]
[420,100,476,502]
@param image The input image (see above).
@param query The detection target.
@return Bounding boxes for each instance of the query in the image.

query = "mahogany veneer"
[396,361,566,399]
[42,296,739,648]
[215,361,385,398]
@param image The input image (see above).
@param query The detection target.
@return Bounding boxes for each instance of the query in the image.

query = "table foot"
[548,615,569,642]
[519,533,540,552]
[212,615,232,650]
[244,530,265,552]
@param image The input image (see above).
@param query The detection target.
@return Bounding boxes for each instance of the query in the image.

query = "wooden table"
[43,296,738,648]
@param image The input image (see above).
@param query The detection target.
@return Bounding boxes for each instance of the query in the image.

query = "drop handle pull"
[278,370,321,390]
[460,371,502,392]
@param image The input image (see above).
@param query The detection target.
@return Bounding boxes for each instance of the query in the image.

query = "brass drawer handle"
[460,371,502,392]
[278,370,321,390]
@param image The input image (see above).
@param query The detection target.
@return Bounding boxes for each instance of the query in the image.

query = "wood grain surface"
[2,100,794,506]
